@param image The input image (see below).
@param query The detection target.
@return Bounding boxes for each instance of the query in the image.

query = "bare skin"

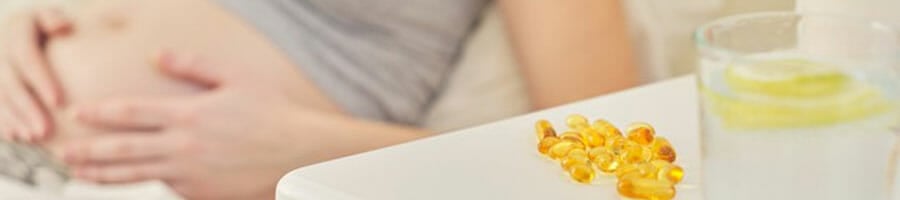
[0,0,639,199]
[501,0,639,109]
[3,0,341,145]
[42,0,344,154]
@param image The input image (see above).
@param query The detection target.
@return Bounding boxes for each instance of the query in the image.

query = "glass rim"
[693,11,897,56]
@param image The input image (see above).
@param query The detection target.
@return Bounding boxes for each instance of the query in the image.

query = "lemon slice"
[703,83,893,129]
[725,59,849,97]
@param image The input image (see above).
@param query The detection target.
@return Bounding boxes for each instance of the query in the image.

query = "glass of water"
[696,12,900,200]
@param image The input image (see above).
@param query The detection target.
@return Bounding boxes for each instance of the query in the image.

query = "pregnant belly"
[42,0,339,150]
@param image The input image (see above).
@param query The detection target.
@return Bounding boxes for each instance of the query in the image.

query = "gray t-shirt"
[215,0,490,125]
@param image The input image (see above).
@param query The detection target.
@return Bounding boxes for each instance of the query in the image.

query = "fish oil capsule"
[590,148,621,173]
[561,149,590,170]
[578,128,605,148]
[592,119,623,138]
[559,131,586,146]
[619,141,653,164]
[548,141,581,159]
[617,174,676,200]
[626,122,656,145]
[561,156,590,170]
[615,161,657,179]
[537,137,561,155]
[614,164,638,178]
[567,148,588,158]
[571,142,585,151]
[650,160,684,184]
[650,137,677,162]
[568,164,595,184]
[566,114,590,130]
[587,147,605,158]
[607,136,629,155]
[535,120,557,141]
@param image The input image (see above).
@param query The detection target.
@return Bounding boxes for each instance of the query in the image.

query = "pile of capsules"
[535,114,684,200]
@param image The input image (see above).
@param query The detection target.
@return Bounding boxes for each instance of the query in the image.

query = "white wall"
[797,0,900,25]
[626,0,794,81]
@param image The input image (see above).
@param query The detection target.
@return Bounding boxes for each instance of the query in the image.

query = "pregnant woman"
[0,0,638,199]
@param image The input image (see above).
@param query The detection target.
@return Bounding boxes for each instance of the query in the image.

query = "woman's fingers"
[0,8,67,142]
[75,98,182,130]
[11,11,65,109]
[157,51,226,88]
[4,77,48,141]
[35,8,72,36]
[0,100,22,141]
[0,61,44,142]
[72,161,174,184]
[62,133,180,164]
[64,133,187,184]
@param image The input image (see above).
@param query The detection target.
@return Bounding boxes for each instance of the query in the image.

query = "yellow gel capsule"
[617,175,676,200]
[535,120,557,141]
[566,114,590,130]
[590,148,620,173]
[537,137,561,155]
[559,131,586,146]
[568,164,595,184]
[567,148,588,158]
[561,150,590,170]
[615,161,656,179]
[592,119,623,138]
[607,136,629,155]
[650,137,677,163]
[548,141,581,159]
[579,128,605,148]
[587,147,605,158]
[626,122,656,145]
[614,164,637,178]
[571,142,585,151]
[619,141,653,164]
[650,160,685,184]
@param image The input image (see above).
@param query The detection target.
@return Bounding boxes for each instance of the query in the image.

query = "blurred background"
[0,0,897,199]
[4,0,897,132]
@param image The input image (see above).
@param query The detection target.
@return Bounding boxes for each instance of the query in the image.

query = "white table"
[276,76,703,200]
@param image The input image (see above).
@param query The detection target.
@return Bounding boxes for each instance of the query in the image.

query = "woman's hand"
[58,51,425,200]
[61,50,425,199]
[58,52,314,199]
[0,7,72,142]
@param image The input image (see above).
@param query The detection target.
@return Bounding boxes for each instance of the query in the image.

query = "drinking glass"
[696,12,900,200]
